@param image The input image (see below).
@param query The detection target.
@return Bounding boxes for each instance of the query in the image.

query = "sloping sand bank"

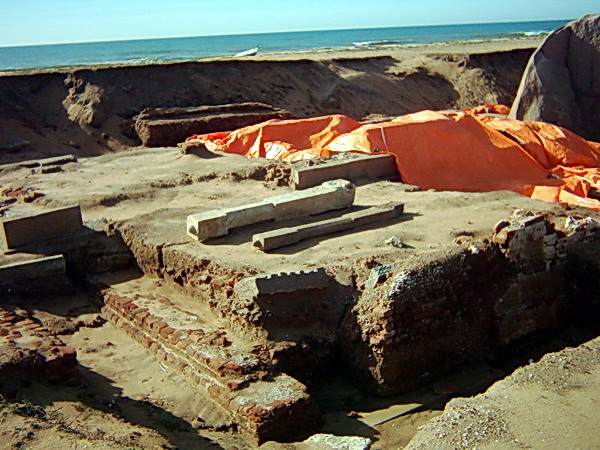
[0,39,539,165]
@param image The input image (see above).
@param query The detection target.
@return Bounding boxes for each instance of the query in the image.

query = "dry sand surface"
[407,335,600,449]
[1,37,599,449]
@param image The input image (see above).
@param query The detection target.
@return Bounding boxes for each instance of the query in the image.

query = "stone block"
[0,155,76,172]
[187,211,227,240]
[291,154,398,189]
[270,179,355,219]
[134,102,294,147]
[0,205,83,250]
[0,255,66,281]
[187,179,355,241]
[225,202,275,228]
[253,202,404,251]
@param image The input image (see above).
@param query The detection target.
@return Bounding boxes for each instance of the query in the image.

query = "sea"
[0,19,570,72]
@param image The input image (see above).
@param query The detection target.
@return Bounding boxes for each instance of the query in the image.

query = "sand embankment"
[0,39,540,165]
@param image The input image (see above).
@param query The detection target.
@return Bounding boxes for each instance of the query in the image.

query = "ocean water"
[0,19,569,71]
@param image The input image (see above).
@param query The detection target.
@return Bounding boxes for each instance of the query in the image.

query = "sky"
[1,0,598,47]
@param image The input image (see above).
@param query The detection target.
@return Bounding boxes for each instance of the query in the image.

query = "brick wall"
[341,212,600,394]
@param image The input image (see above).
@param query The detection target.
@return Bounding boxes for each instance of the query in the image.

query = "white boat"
[235,45,259,57]
[353,40,400,47]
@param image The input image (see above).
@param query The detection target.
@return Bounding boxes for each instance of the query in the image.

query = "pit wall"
[340,212,600,395]
[0,49,533,162]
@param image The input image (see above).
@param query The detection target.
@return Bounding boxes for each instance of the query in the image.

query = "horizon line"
[0,17,573,49]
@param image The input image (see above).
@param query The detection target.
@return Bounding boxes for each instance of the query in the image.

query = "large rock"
[134,102,293,147]
[510,15,600,141]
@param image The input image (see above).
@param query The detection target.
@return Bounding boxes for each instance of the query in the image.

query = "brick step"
[101,291,320,444]
[0,307,78,380]
[102,292,267,386]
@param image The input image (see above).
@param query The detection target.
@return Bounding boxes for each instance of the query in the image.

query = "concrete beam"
[0,254,72,295]
[0,255,66,280]
[0,205,84,250]
[0,155,77,172]
[234,268,331,299]
[187,179,355,241]
[253,202,405,251]
[291,154,398,190]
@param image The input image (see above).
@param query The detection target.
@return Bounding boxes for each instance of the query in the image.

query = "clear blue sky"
[1,0,597,46]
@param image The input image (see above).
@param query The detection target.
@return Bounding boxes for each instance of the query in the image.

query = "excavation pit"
[1,147,600,446]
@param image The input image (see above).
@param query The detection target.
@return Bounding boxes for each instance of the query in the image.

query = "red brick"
[139,336,154,348]
[150,320,168,333]
[106,294,130,307]
[121,302,136,312]
[174,361,188,373]
[159,327,175,339]
[127,307,145,318]
[238,401,256,414]
[169,330,183,341]
[135,311,151,324]
[227,379,248,391]
[246,406,268,421]
[149,342,161,353]
[208,357,227,371]
[141,314,155,328]
[207,384,222,397]
[58,346,77,360]
[256,371,270,381]
[224,363,244,375]
[176,339,192,351]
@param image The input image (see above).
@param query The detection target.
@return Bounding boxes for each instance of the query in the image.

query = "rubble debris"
[0,307,78,382]
[301,434,372,449]
[1,186,45,203]
[385,236,405,248]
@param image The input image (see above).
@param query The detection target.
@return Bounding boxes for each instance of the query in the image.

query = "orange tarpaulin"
[183,108,600,210]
